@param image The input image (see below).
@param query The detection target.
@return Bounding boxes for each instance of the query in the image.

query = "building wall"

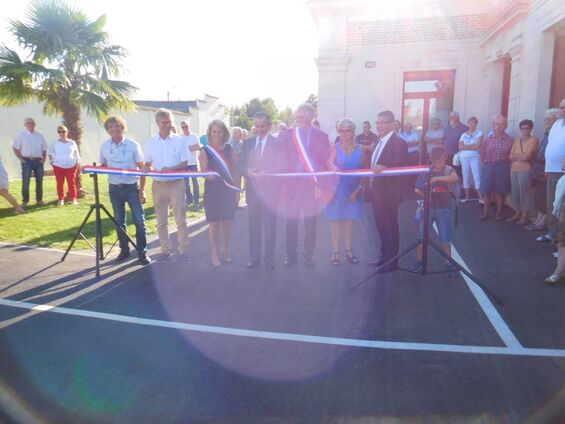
[310,0,565,140]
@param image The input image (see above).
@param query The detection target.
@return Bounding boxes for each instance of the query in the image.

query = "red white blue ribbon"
[292,128,318,183]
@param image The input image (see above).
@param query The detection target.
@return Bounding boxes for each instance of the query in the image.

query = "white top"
[48,139,80,168]
[145,133,190,180]
[12,130,47,158]
[425,128,444,153]
[100,137,144,185]
[399,131,419,153]
[545,119,565,173]
[255,135,269,155]
[182,133,200,166]
[371,130,394,167]
[458,130,482,158]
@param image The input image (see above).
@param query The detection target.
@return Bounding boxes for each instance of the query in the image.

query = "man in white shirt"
[180,120,201,206]
[12,117,48,205]
[145,109,190,258]
[541,98,565,242]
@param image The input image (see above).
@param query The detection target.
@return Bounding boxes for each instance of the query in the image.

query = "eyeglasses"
[57,130,66,134]
[338,128,353,133]
[519,127,531,130]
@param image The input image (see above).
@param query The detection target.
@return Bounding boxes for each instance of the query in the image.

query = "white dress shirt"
[371,130,394,167]
[12,130,47,158]
[145,133,190,180]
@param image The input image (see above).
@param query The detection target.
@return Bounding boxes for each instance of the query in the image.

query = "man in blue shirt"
[99,116,150,265]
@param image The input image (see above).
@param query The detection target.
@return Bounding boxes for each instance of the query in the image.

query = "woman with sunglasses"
[48,125,80,206]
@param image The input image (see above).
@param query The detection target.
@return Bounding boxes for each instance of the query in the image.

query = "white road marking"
[1,298,564,358]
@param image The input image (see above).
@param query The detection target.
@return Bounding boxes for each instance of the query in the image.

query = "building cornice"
[480,0,529,45]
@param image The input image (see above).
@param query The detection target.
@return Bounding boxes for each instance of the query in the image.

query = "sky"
[0,0,319,109]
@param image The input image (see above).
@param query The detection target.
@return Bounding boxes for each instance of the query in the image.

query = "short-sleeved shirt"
[545,119,565,173]
[510,136,539,172]
[415,164,454,209]
[145,133,189,180]
[399,131,420,153]
[182,134,200,166]
[12,130,47,158]
[480,132,514,163]
[458,130,482,158]
[199,134,208,146]
[444,123,469,155]
[100,137,144,185]
[48,139,80,168]
[425,128,444,153]
[355,131,378,146]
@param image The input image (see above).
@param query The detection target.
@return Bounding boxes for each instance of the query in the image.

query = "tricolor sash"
[202,145,242,191]
[292,128,318,183]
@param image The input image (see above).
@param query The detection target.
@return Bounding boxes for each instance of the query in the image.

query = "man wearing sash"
[144,109,190,259]
[280,103,330,268]
[239,111,285,270]
[366,110,408,272]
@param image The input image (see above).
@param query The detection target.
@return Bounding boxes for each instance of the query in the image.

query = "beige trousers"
[152,179,187,254]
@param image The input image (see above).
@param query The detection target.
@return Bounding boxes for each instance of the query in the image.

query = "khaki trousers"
[152,179,187,254]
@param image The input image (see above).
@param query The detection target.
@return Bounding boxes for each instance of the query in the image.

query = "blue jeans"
[21,158,44,203]
[184,164,199,204]
[418,207,451,244]
[109,183,147,254]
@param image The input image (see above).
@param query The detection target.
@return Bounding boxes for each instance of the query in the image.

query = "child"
[413,145,459,273]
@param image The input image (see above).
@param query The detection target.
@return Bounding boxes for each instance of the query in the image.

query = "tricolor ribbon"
[201,145,243,192]
[292,128,318,183]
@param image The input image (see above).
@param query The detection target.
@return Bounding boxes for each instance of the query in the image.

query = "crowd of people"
[2,98,564,284]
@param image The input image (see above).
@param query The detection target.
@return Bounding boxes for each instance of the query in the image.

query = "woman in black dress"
[199,120,237,267]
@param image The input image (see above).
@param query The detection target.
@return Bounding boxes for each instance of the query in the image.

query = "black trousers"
[285,184,318,260]
[248,198,278,263]
[372,200,400,265]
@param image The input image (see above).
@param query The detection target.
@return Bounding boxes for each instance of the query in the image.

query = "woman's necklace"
[342,141,356,155]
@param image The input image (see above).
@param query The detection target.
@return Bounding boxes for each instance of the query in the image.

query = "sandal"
[331,251,341,267]
[345,249,359,264]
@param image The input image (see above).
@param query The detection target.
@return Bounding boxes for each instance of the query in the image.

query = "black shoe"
[138,253,151,265]
[116,250,130,262]
[368,259,385,267]
[264,261,275,270]
[246,261,260,269]
[377,263,398,273]
[283,257,297,268]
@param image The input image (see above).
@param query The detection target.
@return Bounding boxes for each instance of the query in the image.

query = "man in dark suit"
[366,110,408,272]
[279,103,330,268]
[239,111,285,270]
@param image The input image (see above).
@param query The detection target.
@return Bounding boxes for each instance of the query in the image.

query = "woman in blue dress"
[325,118,364,266]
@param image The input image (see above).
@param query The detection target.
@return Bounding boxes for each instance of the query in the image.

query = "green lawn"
[0,175,205,250]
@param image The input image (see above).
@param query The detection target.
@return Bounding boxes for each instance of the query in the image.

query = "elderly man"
[180,120,201,206]
[444,111,468,169]
[100,116,150,265]
[12,117,48,206]
[280,103,330,268]
[145,109,190,259]
[539,98,565,242]
[479,115,514,221]
[366,110,408,272]
[355,121,379,147]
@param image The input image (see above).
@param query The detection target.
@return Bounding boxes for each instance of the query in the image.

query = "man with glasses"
[366,110,408,272]
[180,120,201,206]
[100,116,151,265]
[12,118,47,206]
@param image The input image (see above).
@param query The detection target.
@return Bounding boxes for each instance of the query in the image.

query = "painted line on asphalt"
[431,223,523,348]
[1,298,563,358]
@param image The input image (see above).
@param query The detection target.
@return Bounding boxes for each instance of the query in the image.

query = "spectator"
[540,98,565,242]
[0,156,25,214]
[413,145,459,273]
[444,111,468,171]
[229,127,244,207]
[312,119,321,130]
[399,122,420,167]
[508,119,539,225]
[180,120,201,206]
[393,120,402,134]
[12,117,47,206]
[355,121,379,147]
[325,118,363,266]
[479,115,514,221]
[424,118,444,160]
[545,158,565,285]
[458,116,483,202]
[276,123,288,137]
[48,125,80,206]
[528,108,561,231]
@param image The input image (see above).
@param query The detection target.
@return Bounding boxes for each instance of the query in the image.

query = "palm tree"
[0,0,137,195]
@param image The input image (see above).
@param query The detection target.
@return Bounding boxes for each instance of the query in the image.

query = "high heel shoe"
[544,274,565,285]
[331,251,341,267]
[221,253,232,264]
[345,249,359,264]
